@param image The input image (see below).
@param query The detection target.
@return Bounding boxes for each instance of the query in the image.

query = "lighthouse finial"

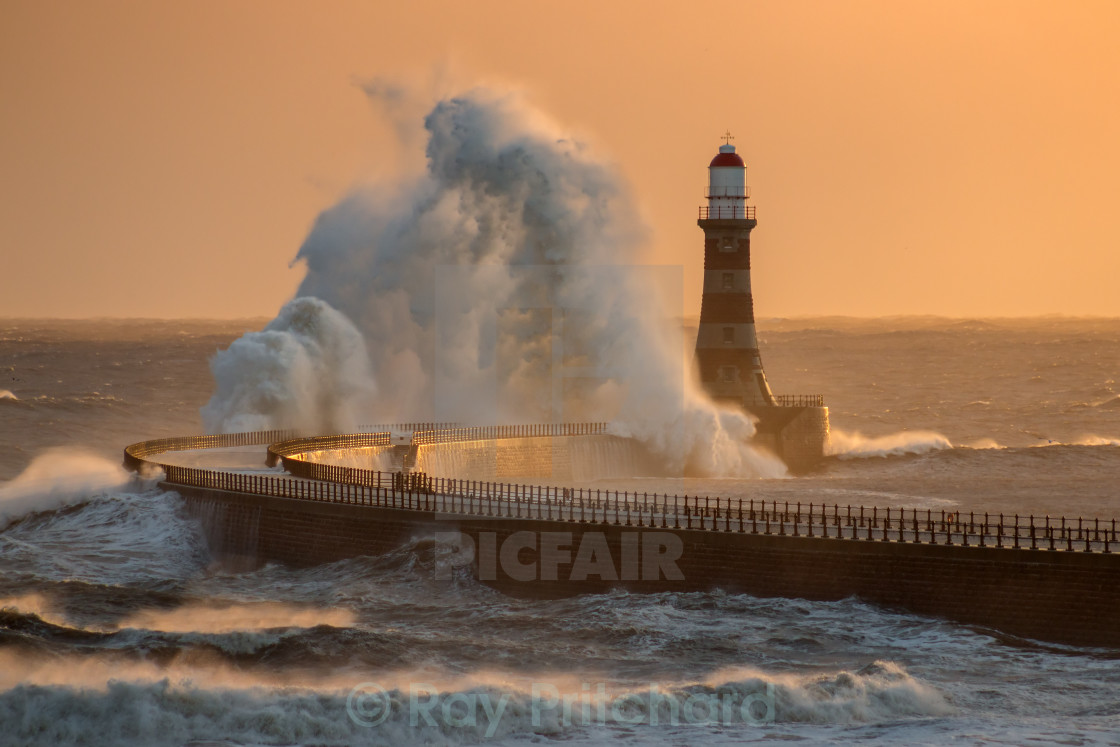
[721,130,734,146]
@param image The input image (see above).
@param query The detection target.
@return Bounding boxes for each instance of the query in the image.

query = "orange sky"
[2,0,1118,319]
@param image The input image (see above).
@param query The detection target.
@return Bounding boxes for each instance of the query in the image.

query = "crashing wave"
[827,429,953,459]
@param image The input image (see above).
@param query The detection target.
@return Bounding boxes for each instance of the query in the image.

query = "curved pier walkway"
[126,429,1120,552]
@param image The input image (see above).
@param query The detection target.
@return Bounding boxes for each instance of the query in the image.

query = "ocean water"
[1,316,1119,746]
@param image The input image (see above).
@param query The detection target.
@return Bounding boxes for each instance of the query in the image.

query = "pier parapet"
[123,429,1120,648]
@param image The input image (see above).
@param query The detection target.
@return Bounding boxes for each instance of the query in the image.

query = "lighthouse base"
[746,405,831,473]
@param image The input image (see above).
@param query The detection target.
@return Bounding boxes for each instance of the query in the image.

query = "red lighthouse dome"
[709,144,744,168]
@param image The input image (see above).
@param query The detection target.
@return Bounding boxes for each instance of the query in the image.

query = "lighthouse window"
[720,238,735,253]
[723,327,735,344]
[720,366,738,382]
[722,273,734,290]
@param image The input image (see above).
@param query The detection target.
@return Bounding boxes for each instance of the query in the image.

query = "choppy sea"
[1,316,1119,746]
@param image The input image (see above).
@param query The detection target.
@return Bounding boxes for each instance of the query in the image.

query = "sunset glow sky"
[3,1,1118,319]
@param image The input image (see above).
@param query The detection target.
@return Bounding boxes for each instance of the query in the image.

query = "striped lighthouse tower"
[695,135,775,409]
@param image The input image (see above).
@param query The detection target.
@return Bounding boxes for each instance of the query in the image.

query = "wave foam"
[206,88,781,478]
[0,653,950,746]
[765,660,953,723]
[964,438,1005,450]
[0,489,209,585]
[201,297,378,434]
[1074,435,1120,446]
[116,601,357,634]
[828,429,953,459]
[0,449,132,527]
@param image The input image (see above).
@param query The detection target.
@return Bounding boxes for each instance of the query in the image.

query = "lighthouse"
[694,137,774,408]
[694,135,831,469]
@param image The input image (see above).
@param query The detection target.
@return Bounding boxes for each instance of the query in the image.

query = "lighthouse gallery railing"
[699,206,757,220]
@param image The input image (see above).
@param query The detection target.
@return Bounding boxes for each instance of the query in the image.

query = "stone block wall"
[779,406,830,471]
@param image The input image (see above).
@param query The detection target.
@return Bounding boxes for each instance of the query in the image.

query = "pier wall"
[747,405,830,473]
[412,434,658,481]
[175,484,1120,648]
[780,406,831,469]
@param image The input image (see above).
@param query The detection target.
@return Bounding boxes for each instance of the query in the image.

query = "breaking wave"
[0,657,950,747]
[0,450,132,528]
[1073,435,1120,446]
[202,88,782,477]
[827,429,953,459]
[201,297,377,435]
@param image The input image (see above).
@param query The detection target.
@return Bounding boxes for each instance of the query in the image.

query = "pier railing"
[412,423,609,445]
[158,466,1118,554]
[124,430,298,472]
[127,430,1119,553]
[267,432,394,471]
[358,422,461,433]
